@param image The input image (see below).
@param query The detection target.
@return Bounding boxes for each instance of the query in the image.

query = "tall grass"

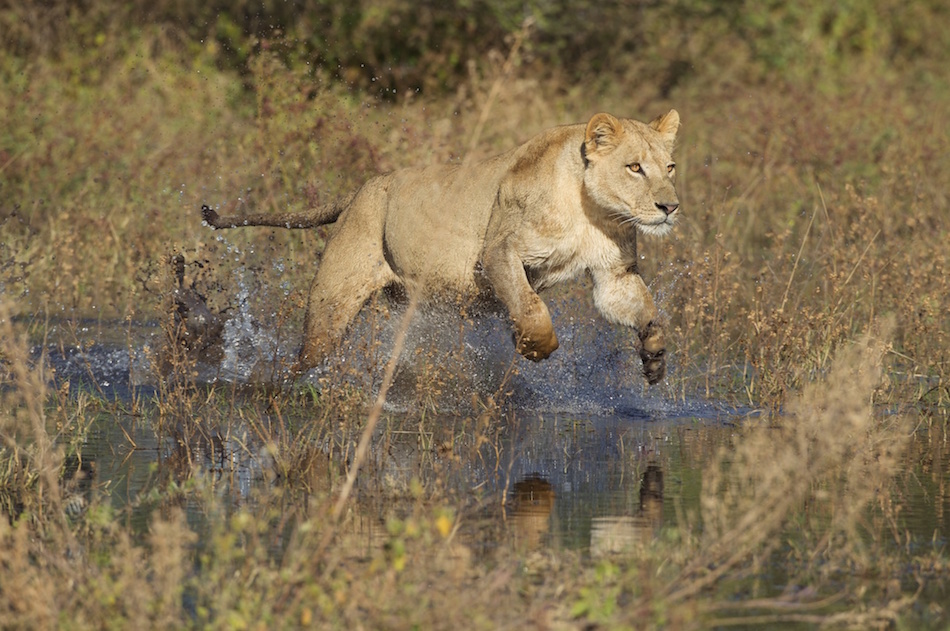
[0,301,64,523]
[651,76,950,408]
[1,3,948,628]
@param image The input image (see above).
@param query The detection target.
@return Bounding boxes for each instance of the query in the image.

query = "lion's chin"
[638,219,676,238]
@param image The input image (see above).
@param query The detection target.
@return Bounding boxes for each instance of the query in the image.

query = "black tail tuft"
[200,204,219,228]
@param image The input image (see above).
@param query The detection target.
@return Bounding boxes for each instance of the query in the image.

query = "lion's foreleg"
[591,269,666,384]
[483,241,559,361]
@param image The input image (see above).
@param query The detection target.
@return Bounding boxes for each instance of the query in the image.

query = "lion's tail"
[201,192,355,230]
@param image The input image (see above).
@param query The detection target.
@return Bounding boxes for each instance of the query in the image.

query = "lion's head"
[582,110,680,237]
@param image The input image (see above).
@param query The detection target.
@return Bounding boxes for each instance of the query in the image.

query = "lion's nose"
[656,202,679,216]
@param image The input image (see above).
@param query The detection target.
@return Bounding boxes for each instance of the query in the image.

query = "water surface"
[31,314,950,623]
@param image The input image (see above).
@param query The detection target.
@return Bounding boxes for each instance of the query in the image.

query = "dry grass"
[0,300,933,629]
[1,5,949,629]
[650,77,950,410]
[3,30,947,411]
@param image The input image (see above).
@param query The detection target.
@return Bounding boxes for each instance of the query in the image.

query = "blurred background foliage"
[3,0,948,97]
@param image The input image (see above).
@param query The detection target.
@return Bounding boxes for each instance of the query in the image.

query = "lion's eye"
[627,163,642,174]
[667,163,676,173]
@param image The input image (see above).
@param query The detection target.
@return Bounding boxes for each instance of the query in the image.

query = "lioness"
[202,110,680,384]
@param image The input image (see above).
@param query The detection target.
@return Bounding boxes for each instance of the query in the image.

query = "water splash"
[33,280,724,419]
[218,273,280,382]
[35,320,153,400]
[335,296,724,419]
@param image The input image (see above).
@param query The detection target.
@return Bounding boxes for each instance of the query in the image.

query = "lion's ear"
[585,112,625,154]
[649,109,680,147]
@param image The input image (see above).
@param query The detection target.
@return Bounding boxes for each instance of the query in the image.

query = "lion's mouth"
[639,215,676,236]
[615,205,678,235]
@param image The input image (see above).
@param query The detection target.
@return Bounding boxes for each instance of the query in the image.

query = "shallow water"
[30,313,950,623]
[35,312,733,533]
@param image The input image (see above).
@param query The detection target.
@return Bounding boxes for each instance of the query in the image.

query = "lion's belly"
[382,164,501,297]
[389,226,485,296]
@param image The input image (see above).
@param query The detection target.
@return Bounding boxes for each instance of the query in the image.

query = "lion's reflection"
[508,474,556,549]
[507,464,664,554]
[590,464,663,556]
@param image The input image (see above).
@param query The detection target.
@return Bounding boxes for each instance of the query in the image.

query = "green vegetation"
[1,0,949,628]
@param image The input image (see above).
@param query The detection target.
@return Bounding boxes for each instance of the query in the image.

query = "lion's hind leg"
[294,231,397,375]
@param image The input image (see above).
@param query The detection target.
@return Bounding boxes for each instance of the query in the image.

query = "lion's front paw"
[639,322,666,385]
[512,297,559,361]
[515,328,559,361]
